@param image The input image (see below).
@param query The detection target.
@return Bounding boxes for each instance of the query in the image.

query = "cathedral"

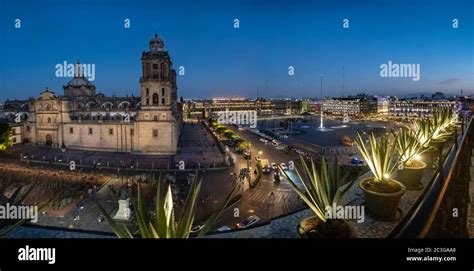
[8,34,182,154]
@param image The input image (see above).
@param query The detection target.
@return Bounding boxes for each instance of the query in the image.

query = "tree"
[237,140,250,151]
[0,123,13,151]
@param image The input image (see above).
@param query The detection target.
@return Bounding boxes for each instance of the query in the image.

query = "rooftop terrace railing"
[391,115,473,238]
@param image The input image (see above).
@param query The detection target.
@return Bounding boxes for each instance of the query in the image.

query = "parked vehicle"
[237,215,260,229]
[215,226,232,232]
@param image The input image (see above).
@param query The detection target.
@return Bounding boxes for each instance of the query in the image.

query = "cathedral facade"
[17,34,182,154]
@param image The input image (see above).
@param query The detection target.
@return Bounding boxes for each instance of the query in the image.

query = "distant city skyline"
[1,0,473,101]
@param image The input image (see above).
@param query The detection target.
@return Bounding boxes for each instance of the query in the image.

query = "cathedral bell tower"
[136,33,181,154]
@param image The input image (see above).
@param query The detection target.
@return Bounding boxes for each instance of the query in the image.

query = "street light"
[247,142,251,172]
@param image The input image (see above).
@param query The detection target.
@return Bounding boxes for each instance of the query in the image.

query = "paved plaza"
[1,122,225,172]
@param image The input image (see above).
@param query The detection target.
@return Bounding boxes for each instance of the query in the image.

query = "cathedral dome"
[66,77,95,88]
[149,33,164,51]
[63,59,96,97]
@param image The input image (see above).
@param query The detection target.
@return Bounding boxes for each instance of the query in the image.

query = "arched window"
[153,93,159,105]
[162,88,165,96]
[146,88,149,96]
[162,98,165,105]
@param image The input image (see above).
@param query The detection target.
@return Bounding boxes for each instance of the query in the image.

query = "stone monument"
[113,187,132,221]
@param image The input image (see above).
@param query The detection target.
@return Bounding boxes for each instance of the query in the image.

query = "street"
[211,126,306,231]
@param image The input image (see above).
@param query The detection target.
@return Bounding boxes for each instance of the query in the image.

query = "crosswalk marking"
[246,188,296,205]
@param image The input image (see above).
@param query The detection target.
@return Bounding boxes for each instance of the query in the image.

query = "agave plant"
[278,156,351,223]
[97,174,236,238]
[410,119,432,147]
[395,127,424,167]
[355,132,399,182]
[430,108,455,140]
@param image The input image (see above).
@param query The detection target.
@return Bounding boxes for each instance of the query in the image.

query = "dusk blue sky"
[0,0,473,101]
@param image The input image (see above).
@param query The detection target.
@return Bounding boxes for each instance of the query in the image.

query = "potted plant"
[429,109,455,151]
[394,128,426,190]
[355,132,405,221]
[279,156,355,238]
[410,119,436,168]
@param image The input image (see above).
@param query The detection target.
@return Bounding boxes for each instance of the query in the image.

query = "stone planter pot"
[297,216,355,238]
[445,128,456,145]
[395,161,426,190]
[429,138,447,153]
[421,146,438,168]
[358,178,406,221]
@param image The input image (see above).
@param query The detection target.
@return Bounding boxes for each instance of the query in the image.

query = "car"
[271,162,278,170]
[260,159,271,173]
[350,157,364,166]
[276,146,285,150]
[236,215,260,229]
[22,153,29,159]
[190,223,205,233]
[215,226,232,232]
[259,138,268,143]
[280,163,288,170]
